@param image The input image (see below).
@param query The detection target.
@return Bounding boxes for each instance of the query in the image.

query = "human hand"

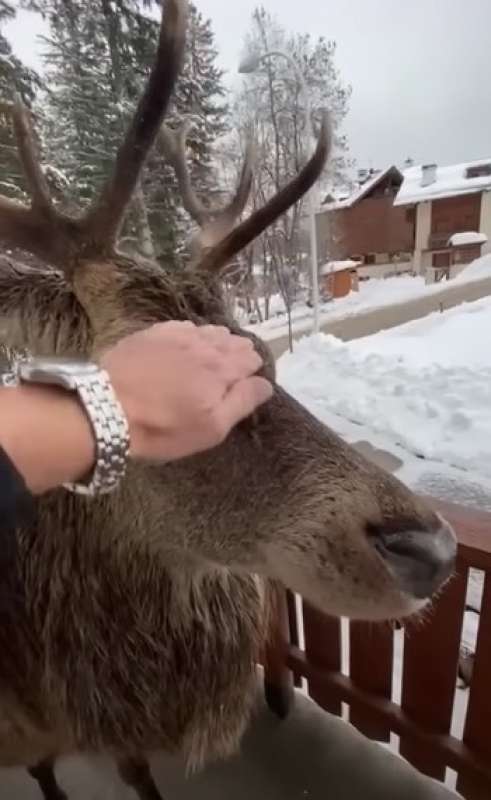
[101,321,273,462]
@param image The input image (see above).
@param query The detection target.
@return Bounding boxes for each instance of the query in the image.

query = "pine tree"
[26,0,228,265]
[0,2,40,201]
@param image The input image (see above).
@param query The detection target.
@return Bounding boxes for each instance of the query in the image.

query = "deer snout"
[371,519,457,600]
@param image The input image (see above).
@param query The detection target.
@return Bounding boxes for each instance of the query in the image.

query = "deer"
[0,1,456,799]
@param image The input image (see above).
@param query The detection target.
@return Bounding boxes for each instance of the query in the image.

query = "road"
[267,276,491,359]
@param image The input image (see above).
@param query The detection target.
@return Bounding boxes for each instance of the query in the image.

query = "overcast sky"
[5,0,491,172]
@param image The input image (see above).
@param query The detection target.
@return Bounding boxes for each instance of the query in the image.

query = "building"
[319,260,360,299]
[315,167,415,277]
[394,159,491,276]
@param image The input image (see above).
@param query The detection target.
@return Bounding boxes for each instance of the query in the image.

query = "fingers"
[198,325,234,351]
[140,321,265,389]
[196,326,263,387]
[217,376,273,432]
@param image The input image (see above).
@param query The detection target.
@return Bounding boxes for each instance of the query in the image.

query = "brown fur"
[0,2,453,795]
[0,254,446,780]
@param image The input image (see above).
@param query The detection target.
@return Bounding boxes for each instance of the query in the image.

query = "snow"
[320,259,360,275]
[448,231,488,247]
[395,158,491,205]
[245,253,491,341]
[279,297,491,787]
[455,252,491,281]
[278,296,491,481]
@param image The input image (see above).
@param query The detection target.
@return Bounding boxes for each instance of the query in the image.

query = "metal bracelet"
[63,370,130,496]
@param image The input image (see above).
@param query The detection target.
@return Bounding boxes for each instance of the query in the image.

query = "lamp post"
[239,51,320,334]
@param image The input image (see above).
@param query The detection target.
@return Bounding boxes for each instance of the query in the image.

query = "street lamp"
[238,51,320,334]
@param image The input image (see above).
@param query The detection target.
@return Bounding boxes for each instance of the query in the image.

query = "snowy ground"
[244,253,491,341]
[278,295,491,792]
[278,294,491,504]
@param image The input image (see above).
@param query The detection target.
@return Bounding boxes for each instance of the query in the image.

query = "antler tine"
[159,120,209,226]
[194,110,332,274]
[217,137,255,227]
[7,96,54,218]
[84,0,188,248]
[189,138,255,261]
[0,99,64,262]
[161,118,255,258]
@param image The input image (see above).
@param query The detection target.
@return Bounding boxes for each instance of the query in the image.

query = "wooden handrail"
[423,496,491,571]
[264,494,491,796]
[287,646,491,786]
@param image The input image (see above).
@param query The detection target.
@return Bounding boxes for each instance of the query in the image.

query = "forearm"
[0,385,95,494]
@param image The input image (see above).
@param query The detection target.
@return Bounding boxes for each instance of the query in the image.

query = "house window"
[364,254,376,265]
[466,164,491,179]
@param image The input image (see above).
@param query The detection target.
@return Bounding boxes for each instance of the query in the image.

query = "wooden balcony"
[263,497,491,800]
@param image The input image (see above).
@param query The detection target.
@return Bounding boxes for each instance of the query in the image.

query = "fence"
[263,496,491,800]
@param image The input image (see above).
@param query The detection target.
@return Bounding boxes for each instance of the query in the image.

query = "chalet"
[315,167,415,276]
[394,159,491,276]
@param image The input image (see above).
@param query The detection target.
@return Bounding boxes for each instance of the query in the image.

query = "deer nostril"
[371,521,457,600]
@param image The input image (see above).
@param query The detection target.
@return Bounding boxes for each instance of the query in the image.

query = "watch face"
[19,357,99,390]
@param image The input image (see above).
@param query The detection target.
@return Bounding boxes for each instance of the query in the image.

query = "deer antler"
[0,0,329,284]
[194,110,332,274]
[159,120,208,226]
[0,0,188,268]
[85,0,188,248]
[5,97,53,218]
[159,120,255,257]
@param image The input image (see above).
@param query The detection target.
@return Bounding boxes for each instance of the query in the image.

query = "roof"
[320,259,361,275]
[395,158,491,205]
[319,166,402,211]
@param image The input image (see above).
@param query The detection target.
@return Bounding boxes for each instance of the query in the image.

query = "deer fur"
[0,2,455,798]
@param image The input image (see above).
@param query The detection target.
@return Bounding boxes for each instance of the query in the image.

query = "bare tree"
[231,6,352,319]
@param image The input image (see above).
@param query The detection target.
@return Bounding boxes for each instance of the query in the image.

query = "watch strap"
[63,368,130,496]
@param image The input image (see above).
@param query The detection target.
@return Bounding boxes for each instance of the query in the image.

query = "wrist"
[0,384,96,494]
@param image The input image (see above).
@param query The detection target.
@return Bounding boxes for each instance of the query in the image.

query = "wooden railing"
[263,497,491,800]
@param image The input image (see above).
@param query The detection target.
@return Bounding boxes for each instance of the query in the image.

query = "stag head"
[0,0,455,620]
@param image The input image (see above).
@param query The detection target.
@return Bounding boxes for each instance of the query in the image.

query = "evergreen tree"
[0,2,40,200]
[26,0,227,264]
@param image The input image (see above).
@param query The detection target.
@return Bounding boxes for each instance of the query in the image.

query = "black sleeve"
[0,447,34,530]
[0,448,33,608]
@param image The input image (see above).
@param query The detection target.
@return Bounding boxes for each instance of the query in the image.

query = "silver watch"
[3,357,130,496]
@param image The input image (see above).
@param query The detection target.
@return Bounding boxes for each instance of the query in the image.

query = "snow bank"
[454,252,491,282]
[246,275,428,340]
[246,252,491,341]
[278,296,491,479]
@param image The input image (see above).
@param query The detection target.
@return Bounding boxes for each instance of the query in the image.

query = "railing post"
[263,582,294,719]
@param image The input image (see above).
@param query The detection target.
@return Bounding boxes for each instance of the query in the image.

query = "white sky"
[5,0,491,171]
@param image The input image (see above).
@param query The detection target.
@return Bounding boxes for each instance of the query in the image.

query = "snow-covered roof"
[395,159,491,205]
[448,231,488,247]
[319,166,401,211]
[320,259,360,275]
